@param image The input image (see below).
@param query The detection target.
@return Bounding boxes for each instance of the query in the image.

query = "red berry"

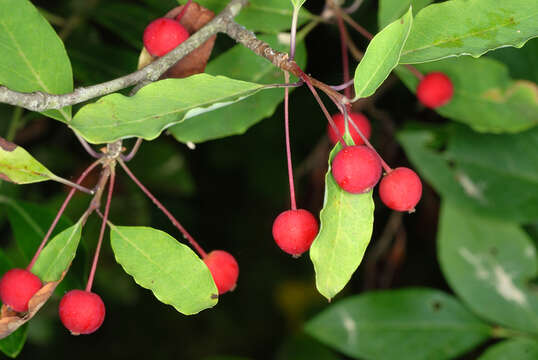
[59,290,105,335]
[328,112,371,145]
[416,72,454,108]
[331,145,382,194]
[0,268,42,312]
[143,18,189,57]
[379,167,422,212]
[204,250,239,295]
[272,209,318,256]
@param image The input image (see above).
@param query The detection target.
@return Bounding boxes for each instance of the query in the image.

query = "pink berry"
[59,290,105,335]
[204,250,239,295]
[331,145,382,194]
[328,112,371,145]
[379,167,422,212]
[0,268,42,312]
[143,18,189,57]
[416,72,454,108]
[272,209,318,256]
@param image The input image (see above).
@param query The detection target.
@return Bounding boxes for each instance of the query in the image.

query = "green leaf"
[438,202,538,335]
[1,197,72,262]
[353,8,412,100]
[0,0,72,121]
[70,75,267,144]
[305,288,491,360]
[309,145,374,301]
[291,0,306,9]
[378,0,433,29]
[110,225,218,315]
[195,0,314,33]
[0,138,57,184]
[397,125,538,223]
[32,219,83,282]
[0,325,27,358]
[400,0,538,64]
[488,38,538,83]
[169,34,307,143]
[396,56,538,133]
[478,339,538,360]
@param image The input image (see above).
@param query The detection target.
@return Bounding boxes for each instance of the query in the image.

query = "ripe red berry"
[203,250,239,295]
[143,18,189,57]
[0,268,42,312]
[272,209,318,256]
[331,145,382,194]
[327,112,371,146]
[379,167,422,212]
[59,290,105,335]
[416,72,454,108]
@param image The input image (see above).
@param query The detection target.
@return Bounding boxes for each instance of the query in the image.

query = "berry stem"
[343,107,392,173]
[27,159,101,271]
[176,0,192,22]
[121,138,143,162]
[118,159,208,258]
[336,11,352,99]
[86,167,115,292]
[74,132,102,159]
[330,79,354,91]
[289,6,300,60]
[283,71,297,211]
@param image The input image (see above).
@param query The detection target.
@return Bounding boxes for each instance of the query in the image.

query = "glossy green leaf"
[70,75,267,144]
[309,145,374,301]
[397,125,538,223]
[194,0,314,33]
[400,0,538,64]
[0,0,72,121]
[110,225,218,315]
[378,0,432,29]
[353,8,412,100]
[396,56,538,133]
[1,197,72,262]
[305,288,491,360]
[478,339,538,360]
[438,202,538,335]
[0,325,27,358]
[32,219,83,282]
[0,138,57,184]
[169,34,307,143]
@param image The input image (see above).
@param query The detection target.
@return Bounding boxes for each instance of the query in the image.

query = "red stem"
[283,72,297,210]
[118,159,207,258]
[27,160,101,271]
[86,169,115,292]
[336,14,352,99]
[176,0,192,21]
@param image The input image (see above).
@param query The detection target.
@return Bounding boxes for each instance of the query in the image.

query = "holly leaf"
[478,339,538,360]
[32,220,83,282]
[0,0,72,121]
[396,56,538,133]
[169,34,307,143]
[305,288,491,360]
[195,0,314,34]
[70,75,268,144]
[353,7,412,100]
[109,225,218,315]
[400,0,538,64]
[438,202,538,335]
[378,0,433,29]
[309,144,374,301]
[0,138,57,185]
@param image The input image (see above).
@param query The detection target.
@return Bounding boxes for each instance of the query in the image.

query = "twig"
[121,138,143,162]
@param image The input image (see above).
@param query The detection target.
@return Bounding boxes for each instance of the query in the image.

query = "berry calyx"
[328,112,371,146]
[203,250,239,295]
[59,290,105,335]
[379,167,422,212]
[143,18,189,57]
[0,268,42,312]
[331,145,382,194]
[272,209,318,257]
[416,72,454,108]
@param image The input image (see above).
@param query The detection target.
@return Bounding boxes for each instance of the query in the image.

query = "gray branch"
[0,0,248,112]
